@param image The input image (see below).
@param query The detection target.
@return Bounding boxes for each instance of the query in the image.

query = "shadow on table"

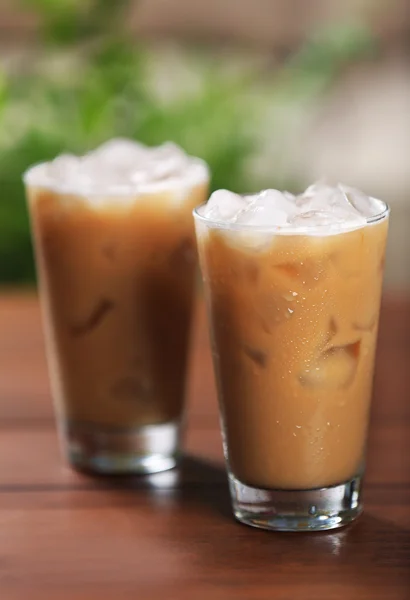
[74,461,410,594]
[173,454,231,519]
[82,453,231,520]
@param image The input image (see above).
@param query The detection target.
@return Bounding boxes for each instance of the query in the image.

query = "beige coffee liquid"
[27,183,207,430]
[197,218,388,489]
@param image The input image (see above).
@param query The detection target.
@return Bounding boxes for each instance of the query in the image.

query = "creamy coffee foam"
[23,138,209,197]
[201,182,387,234]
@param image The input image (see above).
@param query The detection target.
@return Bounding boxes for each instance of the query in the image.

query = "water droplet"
[296,425,302,429]
[309,505,317,515]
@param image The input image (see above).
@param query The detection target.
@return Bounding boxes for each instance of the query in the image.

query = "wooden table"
[0,292,409,600]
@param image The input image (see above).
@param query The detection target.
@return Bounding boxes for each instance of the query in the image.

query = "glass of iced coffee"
[24,139,209,474]
[194,183,389,531]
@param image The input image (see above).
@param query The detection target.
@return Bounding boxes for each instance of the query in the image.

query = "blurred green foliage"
[0,0,376,283]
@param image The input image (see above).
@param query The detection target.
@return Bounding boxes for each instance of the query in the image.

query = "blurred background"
[0,0,408,288]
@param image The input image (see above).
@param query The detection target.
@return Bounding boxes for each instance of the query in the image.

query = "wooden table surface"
[0,292,409,600]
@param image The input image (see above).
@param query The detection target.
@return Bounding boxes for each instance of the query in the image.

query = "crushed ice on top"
[23,138,209,196]
[203,182,386,234]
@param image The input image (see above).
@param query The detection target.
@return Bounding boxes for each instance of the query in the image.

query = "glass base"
[64,420,180,475]
[229,473,362,532]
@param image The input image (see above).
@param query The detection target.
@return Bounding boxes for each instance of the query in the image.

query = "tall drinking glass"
[24,139,209,474]
[194,184,389,531]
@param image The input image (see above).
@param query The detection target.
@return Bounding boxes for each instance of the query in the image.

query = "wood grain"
[0,291,409,600]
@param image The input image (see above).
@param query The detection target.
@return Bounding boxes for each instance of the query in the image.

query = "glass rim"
[193,198,390,234]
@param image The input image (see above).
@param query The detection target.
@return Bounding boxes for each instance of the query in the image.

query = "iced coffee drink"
[194,182,389,531]
[24,139,209,474]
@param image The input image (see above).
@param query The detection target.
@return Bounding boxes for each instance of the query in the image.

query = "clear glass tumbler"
[24,147,209,474]
[194,201,389,531]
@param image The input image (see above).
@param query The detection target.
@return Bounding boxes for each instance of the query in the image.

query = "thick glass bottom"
[229,473,362,532]
[64,420,180,475]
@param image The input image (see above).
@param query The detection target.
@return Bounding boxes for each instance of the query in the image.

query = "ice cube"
[237,189,297,227]
[243,344,267,367]
[47,154,80,184]
[257,291,296,331]
[324,319,361,350]
[204,189,298,228]
[283,190,296,202]
[79,154,115,186]
[94,138,146,167]
[352,287,380,332]
[198,181,385,234]
[273,258,326,288]
[153,141,187,164]
[327,317,338,344]
[295,184,367,229]
[340,184,384,218]
[239,195,287,227]
[149,157,185,181]
[204,190,249,222]
[91,139,196,186]
[297,183,349,210]
[24,138,209,198]
[353,313,377,332]
[299,341,360,389]
[70,297,115,337]
[289,209,344,229]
